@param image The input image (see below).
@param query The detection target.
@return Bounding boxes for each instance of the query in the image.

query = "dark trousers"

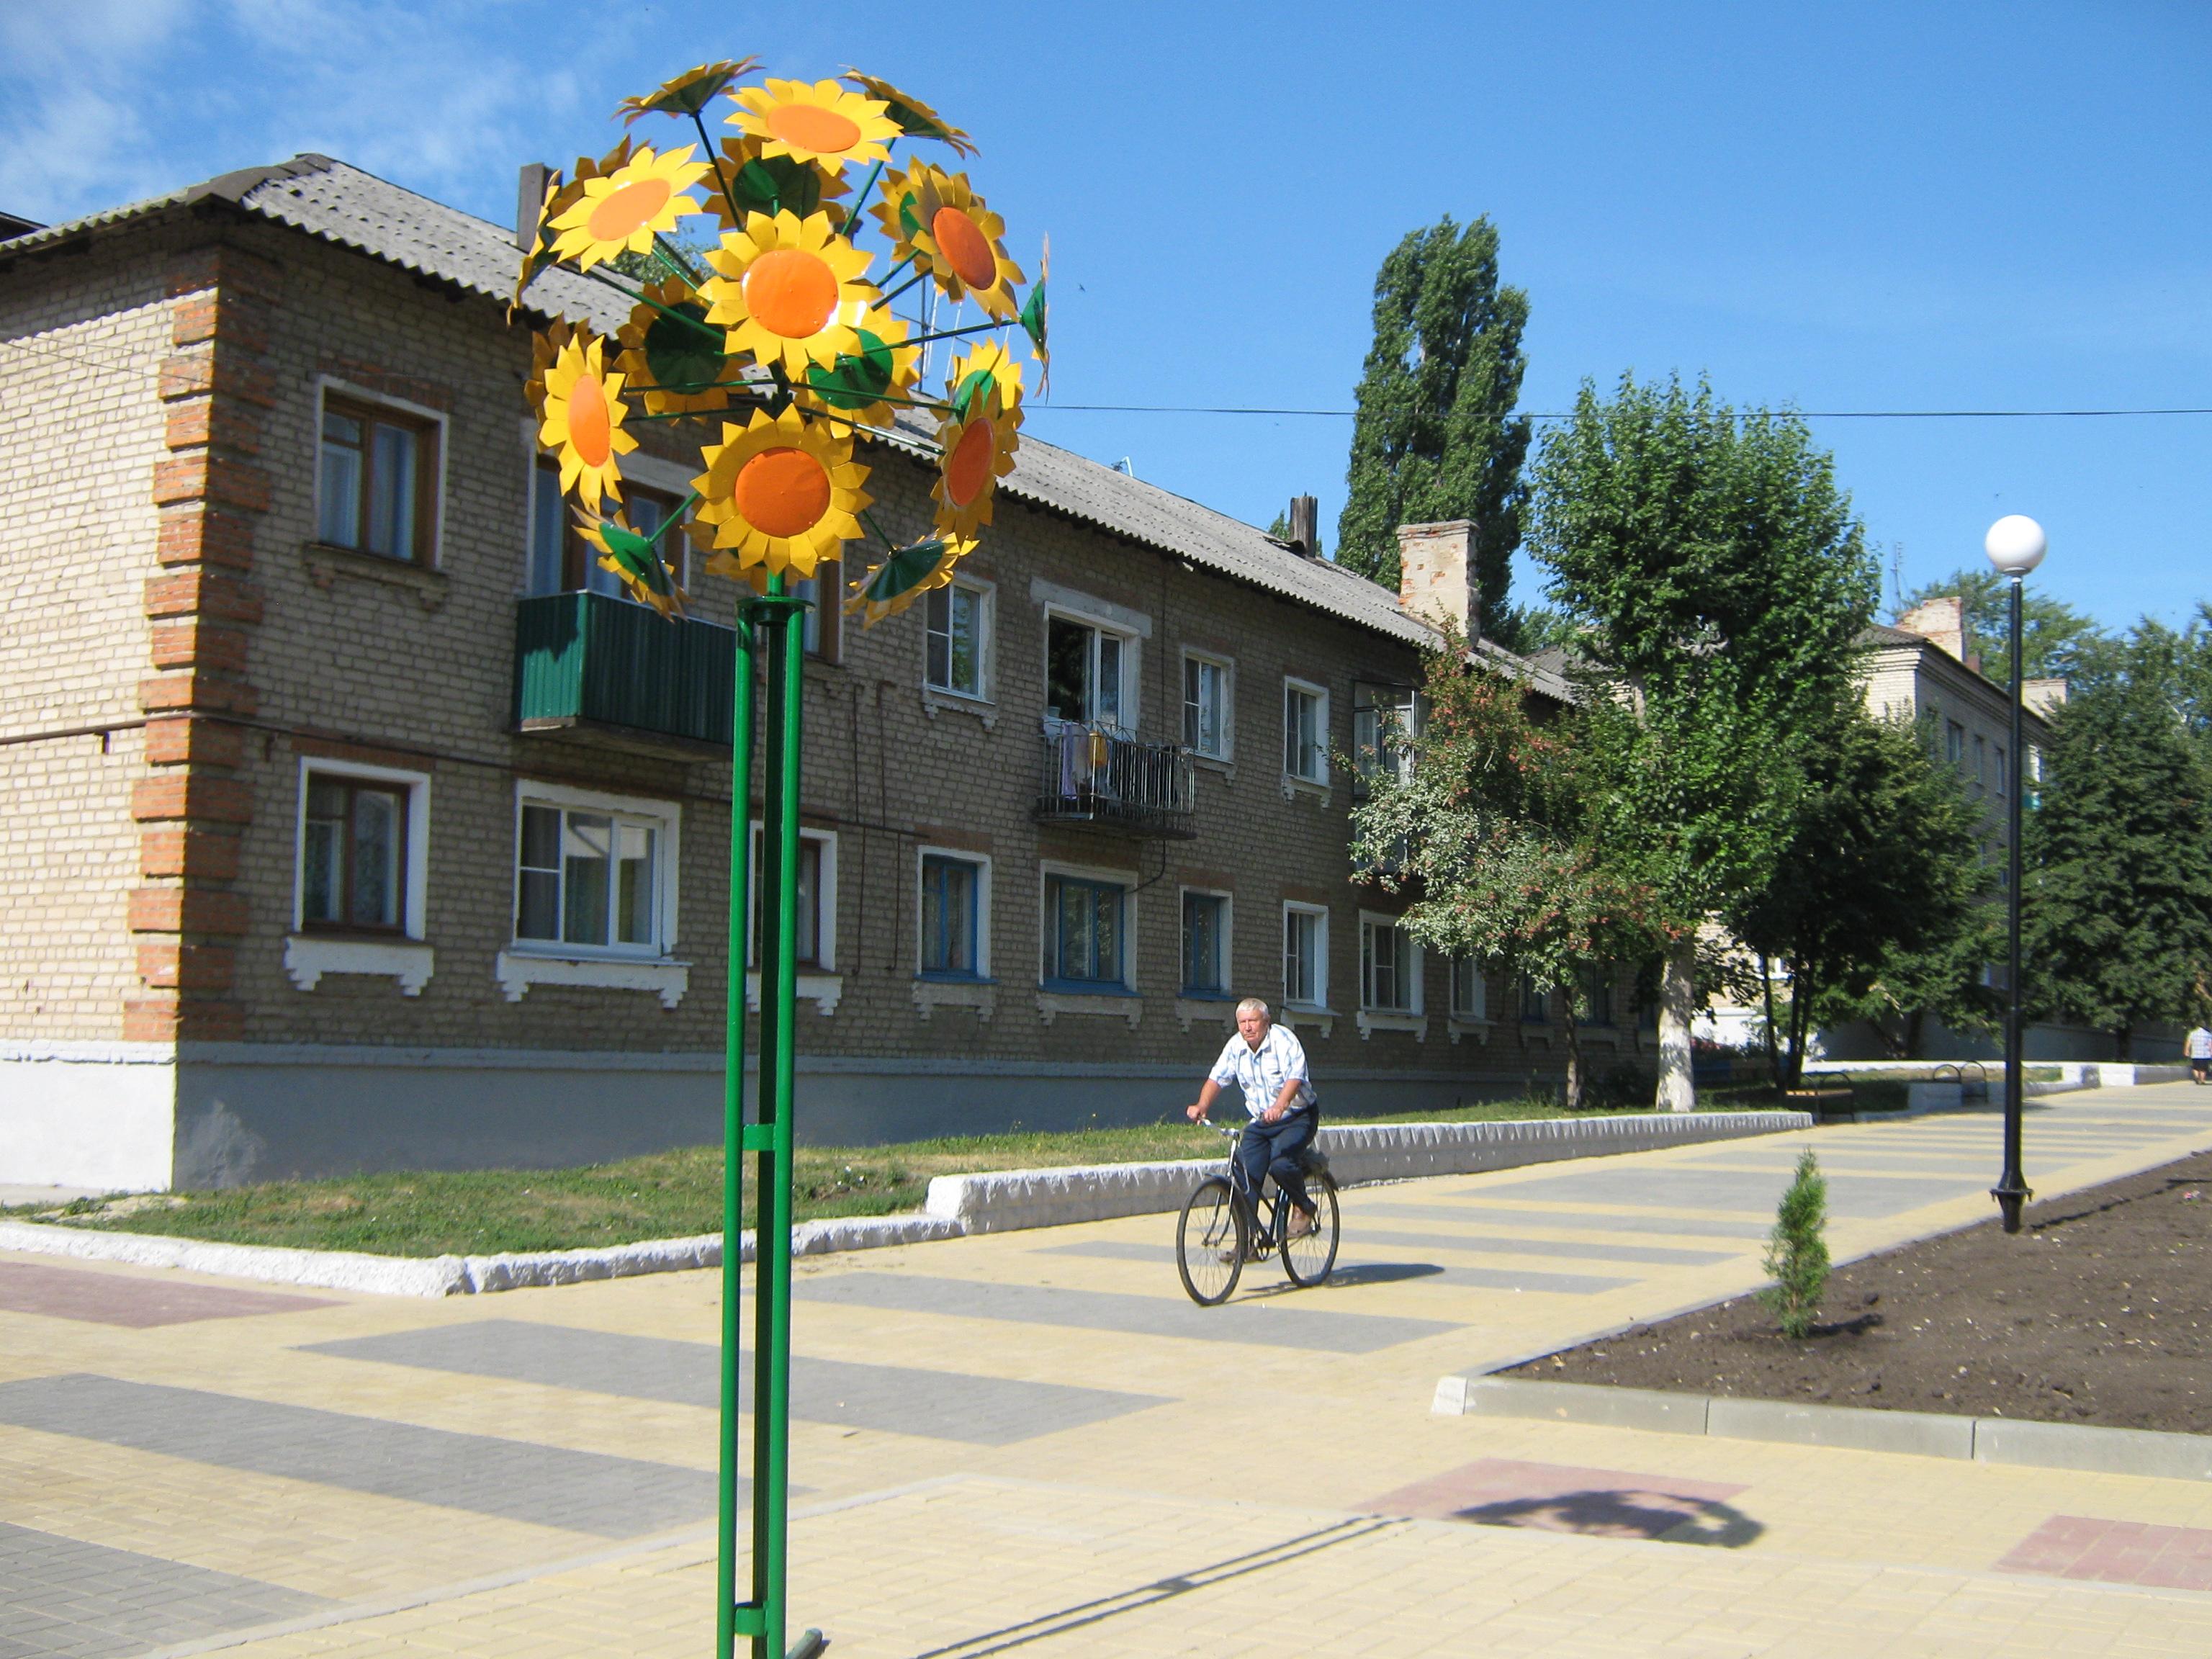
[1235,1110,1316,1223]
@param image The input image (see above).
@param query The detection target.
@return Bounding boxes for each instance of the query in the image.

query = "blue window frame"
[921,855,983,978]
[1046,874,1124,987]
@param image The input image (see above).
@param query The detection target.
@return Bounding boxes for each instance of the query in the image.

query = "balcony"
[513,591,734,761]
[1033,721,1196,839]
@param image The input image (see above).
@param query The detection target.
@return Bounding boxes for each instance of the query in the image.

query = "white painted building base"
[0,1043,177,1191]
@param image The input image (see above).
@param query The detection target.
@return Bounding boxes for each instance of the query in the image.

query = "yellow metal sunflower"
[693,405,871,580]
[931,343,1023,539]
[615,278,747,415]
[838,71,977,156]
[524,320,577,418]
[794,307,920,431]
[727,78,901,175]
[703,210,877,375]
[616,58,760,125]
[871,164,1025,318]
[575,508,691,618]
[702,135,849,233]
[549,145,712,271]
[538,333,636,513]
[843,534,976,626]
[512,143,640,307]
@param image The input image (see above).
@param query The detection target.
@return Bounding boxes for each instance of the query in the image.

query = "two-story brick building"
[0,156,1624,1192]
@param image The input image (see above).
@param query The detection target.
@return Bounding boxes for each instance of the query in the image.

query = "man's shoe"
[1286,1210,1316,1240]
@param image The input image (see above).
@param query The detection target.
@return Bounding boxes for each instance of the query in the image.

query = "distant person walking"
[2186,1022,2212,1086]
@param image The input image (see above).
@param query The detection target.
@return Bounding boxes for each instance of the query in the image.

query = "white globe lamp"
[1984,514,2046,576]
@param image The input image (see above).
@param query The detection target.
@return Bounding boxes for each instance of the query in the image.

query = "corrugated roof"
[6,154,1574,678]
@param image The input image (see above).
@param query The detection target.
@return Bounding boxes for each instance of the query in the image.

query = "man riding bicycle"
[1187,997,1319,1241]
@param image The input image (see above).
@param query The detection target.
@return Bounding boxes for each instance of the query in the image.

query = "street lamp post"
[1984,513,2046,1233]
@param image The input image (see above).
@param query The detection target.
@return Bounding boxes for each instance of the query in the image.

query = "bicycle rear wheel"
[1280,1172,1340,1287]
[1177,1177,1246,1305]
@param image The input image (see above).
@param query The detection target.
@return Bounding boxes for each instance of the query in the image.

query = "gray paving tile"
[1362,1202,1774,1241]
[1031,1241,1635,1295]
[302,1321,1169,1446]
[1321,1215,1740,1264]
[0,1521,331,1659]
[791,1272,1458,1352]
[0,1375,717,1538]
[1480,1166,1963,1219]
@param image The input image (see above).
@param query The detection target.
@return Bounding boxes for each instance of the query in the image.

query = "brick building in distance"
[0,156,1635,1192]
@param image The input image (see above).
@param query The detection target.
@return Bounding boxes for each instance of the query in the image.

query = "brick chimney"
[1895,595,1968,662]
[1395,520,1478,639]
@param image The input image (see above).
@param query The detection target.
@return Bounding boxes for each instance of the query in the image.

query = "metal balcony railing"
[513,590,734,759]
[1033,721,1197,839]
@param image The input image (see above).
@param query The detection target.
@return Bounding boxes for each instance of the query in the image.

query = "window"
[920,854,986,978]
[517,803,666,953]
[926,582,988,698]
[1973,733,1987,791]
[1283,902,1328,1008]
[1520,976,1550,1023]
[320,395,437,563]
[748,828,836,971]
[1946,720,1966,767]
[1046,614,1131,727]
[530,460,687,600]
[1045,873,1125,986]
[1353,683,1419,786]
[1182,891,1229,995]
[1578,962,1614,1027]
[1995,746,2008,798]
[302,774,408,930]
[1182,654,1231,758]
[1450,957,1487,1020]
[1285,679,1328,783]
[1360,916,1419,1012]
[790,575,838,660]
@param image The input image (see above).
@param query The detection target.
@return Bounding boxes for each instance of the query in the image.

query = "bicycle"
[1175,1118,1341,1305]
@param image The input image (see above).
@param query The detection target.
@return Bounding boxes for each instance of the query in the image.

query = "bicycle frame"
[1206,1119,1298,1254]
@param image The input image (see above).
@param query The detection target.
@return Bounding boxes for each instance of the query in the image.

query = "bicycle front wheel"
[1281,1172,1340,1287]
[1177,1177,1246,1305]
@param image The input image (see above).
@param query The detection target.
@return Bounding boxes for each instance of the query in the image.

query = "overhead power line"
[1028,403,2212,420]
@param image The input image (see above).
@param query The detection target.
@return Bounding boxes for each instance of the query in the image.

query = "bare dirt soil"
[1507,1149,2212,1434]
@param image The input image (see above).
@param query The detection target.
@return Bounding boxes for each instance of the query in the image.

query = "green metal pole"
[717,601,755,1659]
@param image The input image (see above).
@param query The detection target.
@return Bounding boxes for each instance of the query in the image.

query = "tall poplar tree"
[2026,625,2212,1055]
[1336,217,1530,628]
[1531,374,1879,1110]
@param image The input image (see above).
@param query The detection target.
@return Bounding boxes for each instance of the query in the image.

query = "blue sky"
[6,1,2206,632]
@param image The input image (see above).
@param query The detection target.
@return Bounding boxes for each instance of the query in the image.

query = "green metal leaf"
[732,156,822,220]
[804,330,898,411]
[643,302,727,392]
[1020,279,1048,352]
[862,539,953,601]
[950,368,997,423]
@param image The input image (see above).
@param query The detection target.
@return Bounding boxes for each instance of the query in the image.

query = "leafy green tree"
[1530,374,1880,1110]
[2026,624,2212,1054]
[1727,703,1995,1082]
[1895,568,2105,684]
[1347,634,1660,1108]
[1335,217,1530,623]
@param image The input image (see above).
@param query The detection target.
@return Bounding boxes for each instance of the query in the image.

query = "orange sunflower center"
[567,373,613,467]
[587,179,674,243]
[766,102,862,156]
[744,248,840,339]
[945,417,997,507]
[735,446,832,537]
[932,207,999,291]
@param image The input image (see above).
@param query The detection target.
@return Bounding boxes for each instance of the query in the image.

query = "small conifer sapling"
[1760,1148,1830,1339]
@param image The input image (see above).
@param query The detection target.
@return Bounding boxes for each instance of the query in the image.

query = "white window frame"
[924,575,996,703]
[746,823,839,974]
[508,781,683,962]
[291,756,431,940]
[1040,858,1139,993]
[1182,649,1235,762]
[315,376,449,567]
[1040,591,1146,731]
[1359,912,1423,1015]
[916,848,993,981]
[1284,677,1330,786]
[1282,900,1331,1012]
[1449,957,1488,1020]
[1353,683,1420,786]
[1178,886,1234,998]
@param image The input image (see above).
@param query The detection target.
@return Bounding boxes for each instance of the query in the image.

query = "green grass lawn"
[1,1094,1756,1259]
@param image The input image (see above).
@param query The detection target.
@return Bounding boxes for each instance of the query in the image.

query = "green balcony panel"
[513,591,734,760]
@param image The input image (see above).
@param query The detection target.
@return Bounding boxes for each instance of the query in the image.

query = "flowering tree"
[515,60,1047,624]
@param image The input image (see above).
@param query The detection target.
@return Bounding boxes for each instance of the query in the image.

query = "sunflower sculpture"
[515,60,1047,619]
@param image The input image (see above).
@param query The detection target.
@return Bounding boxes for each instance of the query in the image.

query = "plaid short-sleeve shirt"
[1208,1022,1316,1120]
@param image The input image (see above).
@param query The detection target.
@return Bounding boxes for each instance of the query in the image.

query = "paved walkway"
[4,1083,2211,1658]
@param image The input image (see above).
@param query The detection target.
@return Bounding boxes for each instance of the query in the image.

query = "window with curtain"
[320,397,436,563]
